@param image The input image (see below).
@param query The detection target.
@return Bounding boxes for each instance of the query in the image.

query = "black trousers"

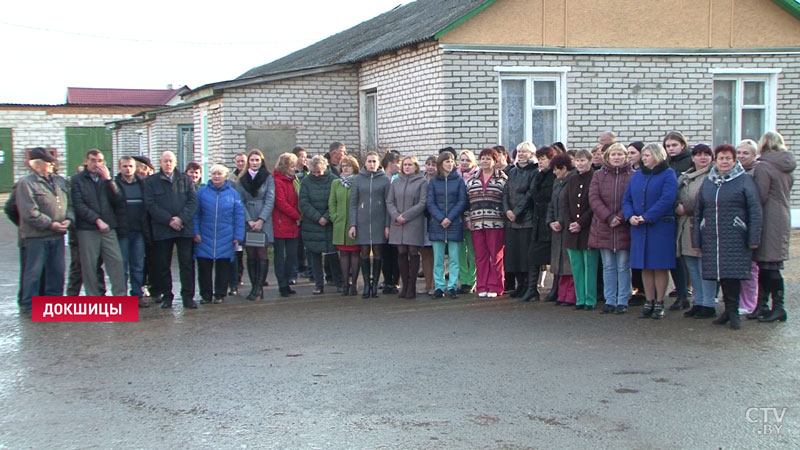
[197,258,231,300]
[383,244,399,286]
[274,238,298,289]
[153,237,195,301]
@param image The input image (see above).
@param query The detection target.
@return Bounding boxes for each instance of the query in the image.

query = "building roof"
[238,0,493,79]
[66,87,188,106]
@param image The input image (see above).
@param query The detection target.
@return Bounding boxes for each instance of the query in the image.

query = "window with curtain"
[712,75,774,147]
[500,76,562,151]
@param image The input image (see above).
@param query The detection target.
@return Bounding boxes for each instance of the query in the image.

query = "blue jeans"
[683,256,718,307]
[119,232,145,298]
[599,249,631,306]
[433,241,461,291]
[20,238,65,311]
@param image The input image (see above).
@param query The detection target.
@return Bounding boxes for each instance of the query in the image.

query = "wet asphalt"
[0,214,797,449]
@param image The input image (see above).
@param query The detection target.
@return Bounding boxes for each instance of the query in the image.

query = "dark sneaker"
[448,288,458,299]
[600,304,615,314]
[615,305,628,315]
[431,289,445,299]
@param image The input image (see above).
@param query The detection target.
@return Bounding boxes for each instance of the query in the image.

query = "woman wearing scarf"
[236,149,275,301]
[693,144,762,329]
[329,155,361,295]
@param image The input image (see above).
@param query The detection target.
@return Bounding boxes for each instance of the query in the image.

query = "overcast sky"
[1,0,407,105]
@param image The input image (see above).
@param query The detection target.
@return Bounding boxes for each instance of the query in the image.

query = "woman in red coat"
[272,152,301,297]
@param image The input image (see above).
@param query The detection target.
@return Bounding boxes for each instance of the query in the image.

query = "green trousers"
[566,248,599,307]
[459,229,476,287]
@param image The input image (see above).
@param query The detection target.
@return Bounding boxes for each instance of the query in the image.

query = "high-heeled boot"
[371,259,382,298]
[759,277,788,323]
[406,254,420,299]
[397,254,409,299]
[747,276,771,320]
[247,260,266,301]
[245,259,258,300]
[361,259,372,299]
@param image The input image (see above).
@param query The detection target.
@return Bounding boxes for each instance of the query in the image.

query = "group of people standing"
[7,131,795,331]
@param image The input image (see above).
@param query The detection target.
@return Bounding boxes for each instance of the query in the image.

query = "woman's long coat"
[588,162,633,251]
[675,165,710,258]
[562,169,594,250]
[236,168,275,244]
[622,162,678,270]
[387,172,428,246]
[427,170,468,242]
[299,172,336,254]
[546,170,574,275]
[752,151,796,263]
[349,167,391,245]
[193,180,245,260]
[328,177,357,247]
[693,163,762,280]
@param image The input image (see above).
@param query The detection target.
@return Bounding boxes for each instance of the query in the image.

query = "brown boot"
[407,254,420,299]
[397,254,409,298]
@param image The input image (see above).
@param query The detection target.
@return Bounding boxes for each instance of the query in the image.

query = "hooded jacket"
[349,167,391,245]
[387,172,428,246]
[193,180,245,260]
[752,151,796,262]
[427,169,468,242]
[588,161,633,251]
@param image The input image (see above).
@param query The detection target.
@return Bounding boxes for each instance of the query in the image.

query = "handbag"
[244,230,266,247]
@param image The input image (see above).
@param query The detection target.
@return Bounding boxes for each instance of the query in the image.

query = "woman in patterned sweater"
[465,148,508,298]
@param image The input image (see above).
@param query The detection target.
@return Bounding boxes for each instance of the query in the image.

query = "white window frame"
[709,68,779,146]
[495,66,570,149]
[359,86,378,151]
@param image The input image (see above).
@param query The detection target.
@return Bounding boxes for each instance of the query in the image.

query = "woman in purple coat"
[589,143,634,314]
[622,143,678,320]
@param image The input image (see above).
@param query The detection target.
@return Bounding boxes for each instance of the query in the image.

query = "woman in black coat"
[528,145,556,302]
[693,145,762,330]
[502,141,539,300]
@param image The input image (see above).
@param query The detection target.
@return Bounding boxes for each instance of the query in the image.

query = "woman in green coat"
[329,155,361,296]
[299,156,338,294]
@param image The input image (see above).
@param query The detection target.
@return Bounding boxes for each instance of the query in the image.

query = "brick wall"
[112,124,143,160]
[359,40,446,158]
[0,107,137,182]
[193,69,360,167]
[441,50,800,205]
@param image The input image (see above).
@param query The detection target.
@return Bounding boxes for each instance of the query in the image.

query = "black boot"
[747,279,771,320]
[247,260,265,301]
[262,259,270,286]
[712,307,730,325]
[510,273,527,298]
[361,259,372,299]
[371,259,382,298]
[640,300,654,318]
[543,274,559,302]
[669,295,690,311]
[245,259,257,299]
[652,301,665,319]
[519,271,540,302]
[760,277,788,323]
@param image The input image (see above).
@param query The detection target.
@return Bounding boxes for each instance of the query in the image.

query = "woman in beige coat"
[676,144,717,319]
[750,132,796,323]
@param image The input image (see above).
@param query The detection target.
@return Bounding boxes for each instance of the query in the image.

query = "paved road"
[0,216,797,449]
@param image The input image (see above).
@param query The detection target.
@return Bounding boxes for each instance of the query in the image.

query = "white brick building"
[179,0,800,216]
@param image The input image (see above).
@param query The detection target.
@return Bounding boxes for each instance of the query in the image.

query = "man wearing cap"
[144,151,198,309]
[15,147,74,313]
[116,156,150,307]
[70,149,128,297]
[132,155,155,178]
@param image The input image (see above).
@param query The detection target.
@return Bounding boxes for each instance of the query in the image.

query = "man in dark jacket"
[16,148,74,313]
[144,151,198,309]
[116,156,150,307]
[70,149,127,297]
[324,142,346,177]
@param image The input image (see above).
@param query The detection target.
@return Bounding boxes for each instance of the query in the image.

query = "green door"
[0,128,13,192]
[65,127,112,175]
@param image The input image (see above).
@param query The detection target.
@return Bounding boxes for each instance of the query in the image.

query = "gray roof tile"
[239,0,490,79]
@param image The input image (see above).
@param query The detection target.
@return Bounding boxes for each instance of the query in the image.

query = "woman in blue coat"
[193,164,245,304]
[427,152,468,299]
[622,143,678,320]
